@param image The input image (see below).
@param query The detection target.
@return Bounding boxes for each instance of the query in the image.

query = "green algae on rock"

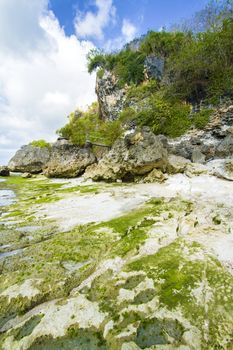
[0,174,233,349]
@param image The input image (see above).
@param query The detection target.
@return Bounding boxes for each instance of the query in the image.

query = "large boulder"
[84,128,168,182]
[8,145,51,174]
[0,166,10,176]
[43,142,96,178]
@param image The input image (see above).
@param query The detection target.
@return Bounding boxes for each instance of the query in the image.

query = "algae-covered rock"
[84,128,168,182]
[1,172,233,350]
[43,142,96,178]
[8,145,51,174]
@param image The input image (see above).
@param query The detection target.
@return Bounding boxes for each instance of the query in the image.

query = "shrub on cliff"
[140,30,187,57]
[57,103,123,147]
[87,49,146,86]
[30,140,51,148]
[120,94,191,138]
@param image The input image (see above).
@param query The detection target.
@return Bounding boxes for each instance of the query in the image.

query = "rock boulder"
[8,145,51,174]
[0,166,10,176]
[84,128,168,181]
[167,155,191,174]
[43,142,96,178]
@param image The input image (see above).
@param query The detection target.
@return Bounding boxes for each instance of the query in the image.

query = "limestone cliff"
[95,70,127,121]
[96,56,165,121]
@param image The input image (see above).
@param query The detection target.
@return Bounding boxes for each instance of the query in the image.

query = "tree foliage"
[57,103,123,147]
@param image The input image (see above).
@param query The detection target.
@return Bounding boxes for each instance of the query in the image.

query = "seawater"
[0,179,15,206]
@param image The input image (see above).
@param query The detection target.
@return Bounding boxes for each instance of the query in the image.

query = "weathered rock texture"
[96,57,165,121]
[84,128,168,181]
[167,155,191,174]
[168,104,233,161]
[43,142,96,178]
[96,71,127,121]
[0,166,10,176]
[8,145,51,174]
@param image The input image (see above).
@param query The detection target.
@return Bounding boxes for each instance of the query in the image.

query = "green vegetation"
[1,175,233,348]
[193,109,213,129]
[57,102,122,146]
[57,1,232,146]
[121,92,192,137]
[140,30,187,57]
[88,48,146,86]
[30,140,51,148]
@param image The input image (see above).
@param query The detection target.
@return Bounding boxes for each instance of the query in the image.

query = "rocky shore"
[5,103,233,183]
[0,104,232,349]
[0,168,233,349]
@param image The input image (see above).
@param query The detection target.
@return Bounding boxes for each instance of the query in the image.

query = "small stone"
[21,172,32,178]
[143,169,167,183]
[192,148,206,164]
[167,155,191,174]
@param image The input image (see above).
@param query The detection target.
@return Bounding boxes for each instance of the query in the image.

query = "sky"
[0,0,210,164]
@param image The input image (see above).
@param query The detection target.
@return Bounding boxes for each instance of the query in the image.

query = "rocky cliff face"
[96,71,127,121]
[144,55,164,81]
[167,104,233,162]
[96,57,165,121]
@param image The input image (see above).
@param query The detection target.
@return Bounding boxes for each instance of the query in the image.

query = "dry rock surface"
[43,141,96,178]
[85,128,168,182]
[8,145,51,174]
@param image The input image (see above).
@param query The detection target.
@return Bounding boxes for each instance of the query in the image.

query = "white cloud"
[0,0,49,55]
[74,0,116,40]
[121,19,137,42]
[0,1,96,165]
[104,18,137,52]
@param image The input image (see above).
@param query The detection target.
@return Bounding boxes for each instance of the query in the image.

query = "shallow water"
[0,248,23,260]
[0,189,16,206]
[0,177,16,206]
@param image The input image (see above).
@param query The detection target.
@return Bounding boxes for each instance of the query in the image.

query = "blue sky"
[49,0,210,47]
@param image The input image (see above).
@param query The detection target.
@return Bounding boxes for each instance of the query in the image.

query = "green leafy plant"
[193,109,213,129]
[30,140,51,148]
[57,103,123,147]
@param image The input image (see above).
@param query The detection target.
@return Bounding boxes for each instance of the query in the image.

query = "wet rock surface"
[0,166,10,177]
[0,173,233,349]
